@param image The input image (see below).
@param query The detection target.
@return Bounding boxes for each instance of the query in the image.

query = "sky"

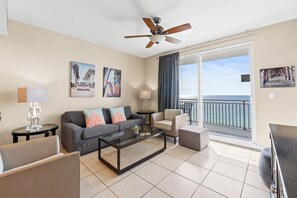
[71,62,95,83]
[179,55,251,98]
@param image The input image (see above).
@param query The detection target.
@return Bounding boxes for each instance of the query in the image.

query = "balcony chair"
[152,109,188,144]
[0,136,80,198]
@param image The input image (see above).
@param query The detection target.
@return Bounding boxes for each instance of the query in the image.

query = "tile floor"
[79,139,270,198]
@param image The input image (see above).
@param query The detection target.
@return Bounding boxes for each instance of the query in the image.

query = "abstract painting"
[260,66,295,88]
[103,67,121,97]
[70,61,95,97]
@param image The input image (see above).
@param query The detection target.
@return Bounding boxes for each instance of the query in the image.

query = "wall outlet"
[269,92,275,99]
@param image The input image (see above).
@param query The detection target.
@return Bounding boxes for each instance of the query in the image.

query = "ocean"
[181,95,250,101]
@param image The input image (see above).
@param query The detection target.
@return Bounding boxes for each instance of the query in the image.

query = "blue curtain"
[158,52,179,112]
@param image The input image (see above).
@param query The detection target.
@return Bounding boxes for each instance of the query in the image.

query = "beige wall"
[0,20,144,145]
[144,57,159,112]
[144,19,297,146]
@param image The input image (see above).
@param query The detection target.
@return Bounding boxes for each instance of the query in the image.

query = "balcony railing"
[179,98,251,130]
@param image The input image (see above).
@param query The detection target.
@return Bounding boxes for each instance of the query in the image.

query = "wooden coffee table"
[98,125,166,174]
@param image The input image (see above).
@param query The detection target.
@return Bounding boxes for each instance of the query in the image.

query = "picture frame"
[260,66,295,88]
[103,67,121,97]
[70,61,95,97]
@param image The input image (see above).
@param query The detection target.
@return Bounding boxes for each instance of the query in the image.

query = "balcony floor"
[190,121,252,141]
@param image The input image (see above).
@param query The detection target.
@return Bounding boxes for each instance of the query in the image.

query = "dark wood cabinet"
[270,124,297,198]
[270,134,285,198]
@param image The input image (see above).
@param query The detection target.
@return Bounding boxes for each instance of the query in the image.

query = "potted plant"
[131,125,140,134]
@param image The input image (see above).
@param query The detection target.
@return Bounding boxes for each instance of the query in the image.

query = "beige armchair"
[0,136,80,198]
[152,109,188,144]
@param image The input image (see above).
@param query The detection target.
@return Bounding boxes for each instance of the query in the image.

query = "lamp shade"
[140,90,151,99]
[17,87,48,103]
[150,35,165,44]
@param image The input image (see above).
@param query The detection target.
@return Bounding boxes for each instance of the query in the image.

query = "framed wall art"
[260,66,295,88]
[103,67,121,97]
[70,61,95,97]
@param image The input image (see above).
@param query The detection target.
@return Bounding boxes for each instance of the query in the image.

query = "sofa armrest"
[172,114,188,135]
[61,122,83,153]
[151,112,164,127]
[0,152,80,198]
[130,114,146,125]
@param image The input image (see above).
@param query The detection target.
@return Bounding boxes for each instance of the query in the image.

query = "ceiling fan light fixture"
[125,17,192,48]
[150,35,165,44]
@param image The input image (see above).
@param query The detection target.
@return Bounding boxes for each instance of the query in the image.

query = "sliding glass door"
[179,43,254,142]
[201,45,252,141]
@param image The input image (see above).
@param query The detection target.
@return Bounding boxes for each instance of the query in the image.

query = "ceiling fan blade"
[124,35,151,38]
[165,36,182,44]
[145,41,154,48]
[143,18,157,31]
[164,23,191,35]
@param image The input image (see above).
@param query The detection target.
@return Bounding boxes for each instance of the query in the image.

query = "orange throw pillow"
[109,107,127,123]
[83,108,106,128]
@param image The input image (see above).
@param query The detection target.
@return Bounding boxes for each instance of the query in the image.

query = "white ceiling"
[6,0,297,58]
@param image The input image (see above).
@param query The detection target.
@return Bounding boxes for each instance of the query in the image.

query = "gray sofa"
[61,106,145,155]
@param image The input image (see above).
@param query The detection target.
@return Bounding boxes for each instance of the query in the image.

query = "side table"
[136,110,155,126]
[12,124,58,143]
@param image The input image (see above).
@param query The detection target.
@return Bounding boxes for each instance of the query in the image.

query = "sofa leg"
[174,137,177,144]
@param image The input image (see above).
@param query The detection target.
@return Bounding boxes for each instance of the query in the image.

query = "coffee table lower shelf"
[98,131,166,175]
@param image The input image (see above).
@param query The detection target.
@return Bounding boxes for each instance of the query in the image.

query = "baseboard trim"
[210,135,263,151]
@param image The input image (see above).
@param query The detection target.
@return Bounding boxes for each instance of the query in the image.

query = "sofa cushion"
[102,108,112,124]
[110,107,127,123]
[83,108,106,128]
[0,136,60,171]
[81,124,119,139]
[123,106,132,119]
[116,119,143,131]
[154,120,172,131]
[2,153,64,174]
[164,109,182,121]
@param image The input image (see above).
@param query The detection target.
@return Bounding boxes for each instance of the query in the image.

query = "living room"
[0,0,297,198]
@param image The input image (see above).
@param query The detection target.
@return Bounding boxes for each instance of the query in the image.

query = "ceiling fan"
[124,17,191,48]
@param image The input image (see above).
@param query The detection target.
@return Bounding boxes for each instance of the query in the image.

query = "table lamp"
[17,87,48,131]
[140,90,151,110]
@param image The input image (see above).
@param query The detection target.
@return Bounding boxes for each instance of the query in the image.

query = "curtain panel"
[158,52,180,112]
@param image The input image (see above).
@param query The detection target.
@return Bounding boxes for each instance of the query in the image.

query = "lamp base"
[142,100,149,110]
[26,124,43,132]
[27,102,42,131]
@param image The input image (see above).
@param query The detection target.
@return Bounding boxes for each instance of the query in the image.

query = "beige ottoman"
[179,126,209,151]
